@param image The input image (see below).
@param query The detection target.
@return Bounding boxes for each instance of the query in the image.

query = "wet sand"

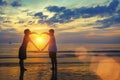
[0,56,120,80]
[0,64,102,80]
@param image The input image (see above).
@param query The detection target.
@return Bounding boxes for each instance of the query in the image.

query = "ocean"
[0,43,120,65]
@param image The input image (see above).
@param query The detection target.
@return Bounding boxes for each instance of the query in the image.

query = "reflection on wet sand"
[19,68,25,80]
[50,69,57,80]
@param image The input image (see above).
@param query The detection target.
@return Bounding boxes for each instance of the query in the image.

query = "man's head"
[49,29,54,35]
[24,29,31,35]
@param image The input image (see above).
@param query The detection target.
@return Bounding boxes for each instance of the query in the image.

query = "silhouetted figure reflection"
[19,68,25,80]
[50,69,57,80]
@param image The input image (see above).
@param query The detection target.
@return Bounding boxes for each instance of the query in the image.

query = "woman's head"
[24,29,31,35]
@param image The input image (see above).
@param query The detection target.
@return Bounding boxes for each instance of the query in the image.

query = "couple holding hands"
[18,29,57,71]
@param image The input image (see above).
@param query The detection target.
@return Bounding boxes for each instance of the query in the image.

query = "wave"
[28,50,120,53]
[0,52,120,59]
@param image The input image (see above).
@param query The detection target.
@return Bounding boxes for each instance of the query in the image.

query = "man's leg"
[51,58,54,69]
[54,57,57,70]
[53,57,57,79]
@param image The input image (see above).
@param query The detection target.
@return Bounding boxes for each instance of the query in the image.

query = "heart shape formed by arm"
[29,33,50,52]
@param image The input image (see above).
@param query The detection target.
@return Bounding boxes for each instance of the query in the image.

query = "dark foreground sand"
[0,56,120,80]
[0,64,102,80]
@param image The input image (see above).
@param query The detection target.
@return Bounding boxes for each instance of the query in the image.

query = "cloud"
[11,0,22,7]
[0,11,5,15]
[46,6,66,13]
[0,0,22,7]
[34,12,48,24]
[0,30,21,43]
[0,35,21,43]
[57,31,120,44]
[34,12,44,18]
[96,10,120,28]
[1,28,16,32]
[0,0,7,6]
[0,16,13,24]
[35,0,119,28]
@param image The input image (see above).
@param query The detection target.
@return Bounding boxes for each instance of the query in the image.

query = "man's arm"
[41,32,50,51]
[31,40,41,52]
[41,41,49,52]
[41,32,49,35]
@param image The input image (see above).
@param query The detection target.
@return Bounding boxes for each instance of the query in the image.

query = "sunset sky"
[0,0,120,44]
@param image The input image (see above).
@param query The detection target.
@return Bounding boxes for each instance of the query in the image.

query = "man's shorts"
[49,52,56,58]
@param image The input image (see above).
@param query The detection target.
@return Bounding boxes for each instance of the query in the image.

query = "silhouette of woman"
[18,29,31,71]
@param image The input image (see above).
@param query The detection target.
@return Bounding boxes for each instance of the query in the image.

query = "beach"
[0,43,120,80]
[0,63,102,80]
[0,55,120,80]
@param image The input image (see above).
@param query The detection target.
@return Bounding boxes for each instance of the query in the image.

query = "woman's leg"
[19,59,27,71]
[19,59,24,69]
[51,58,54,69]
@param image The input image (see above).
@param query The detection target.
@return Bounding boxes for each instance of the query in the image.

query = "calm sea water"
[0,43,120,64]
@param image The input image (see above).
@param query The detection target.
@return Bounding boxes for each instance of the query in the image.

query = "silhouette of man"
[19,29,31,71]
[42,29,57,70]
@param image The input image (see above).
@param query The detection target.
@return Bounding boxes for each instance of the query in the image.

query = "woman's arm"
[31,40,41,52]
[29,35,41,52]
